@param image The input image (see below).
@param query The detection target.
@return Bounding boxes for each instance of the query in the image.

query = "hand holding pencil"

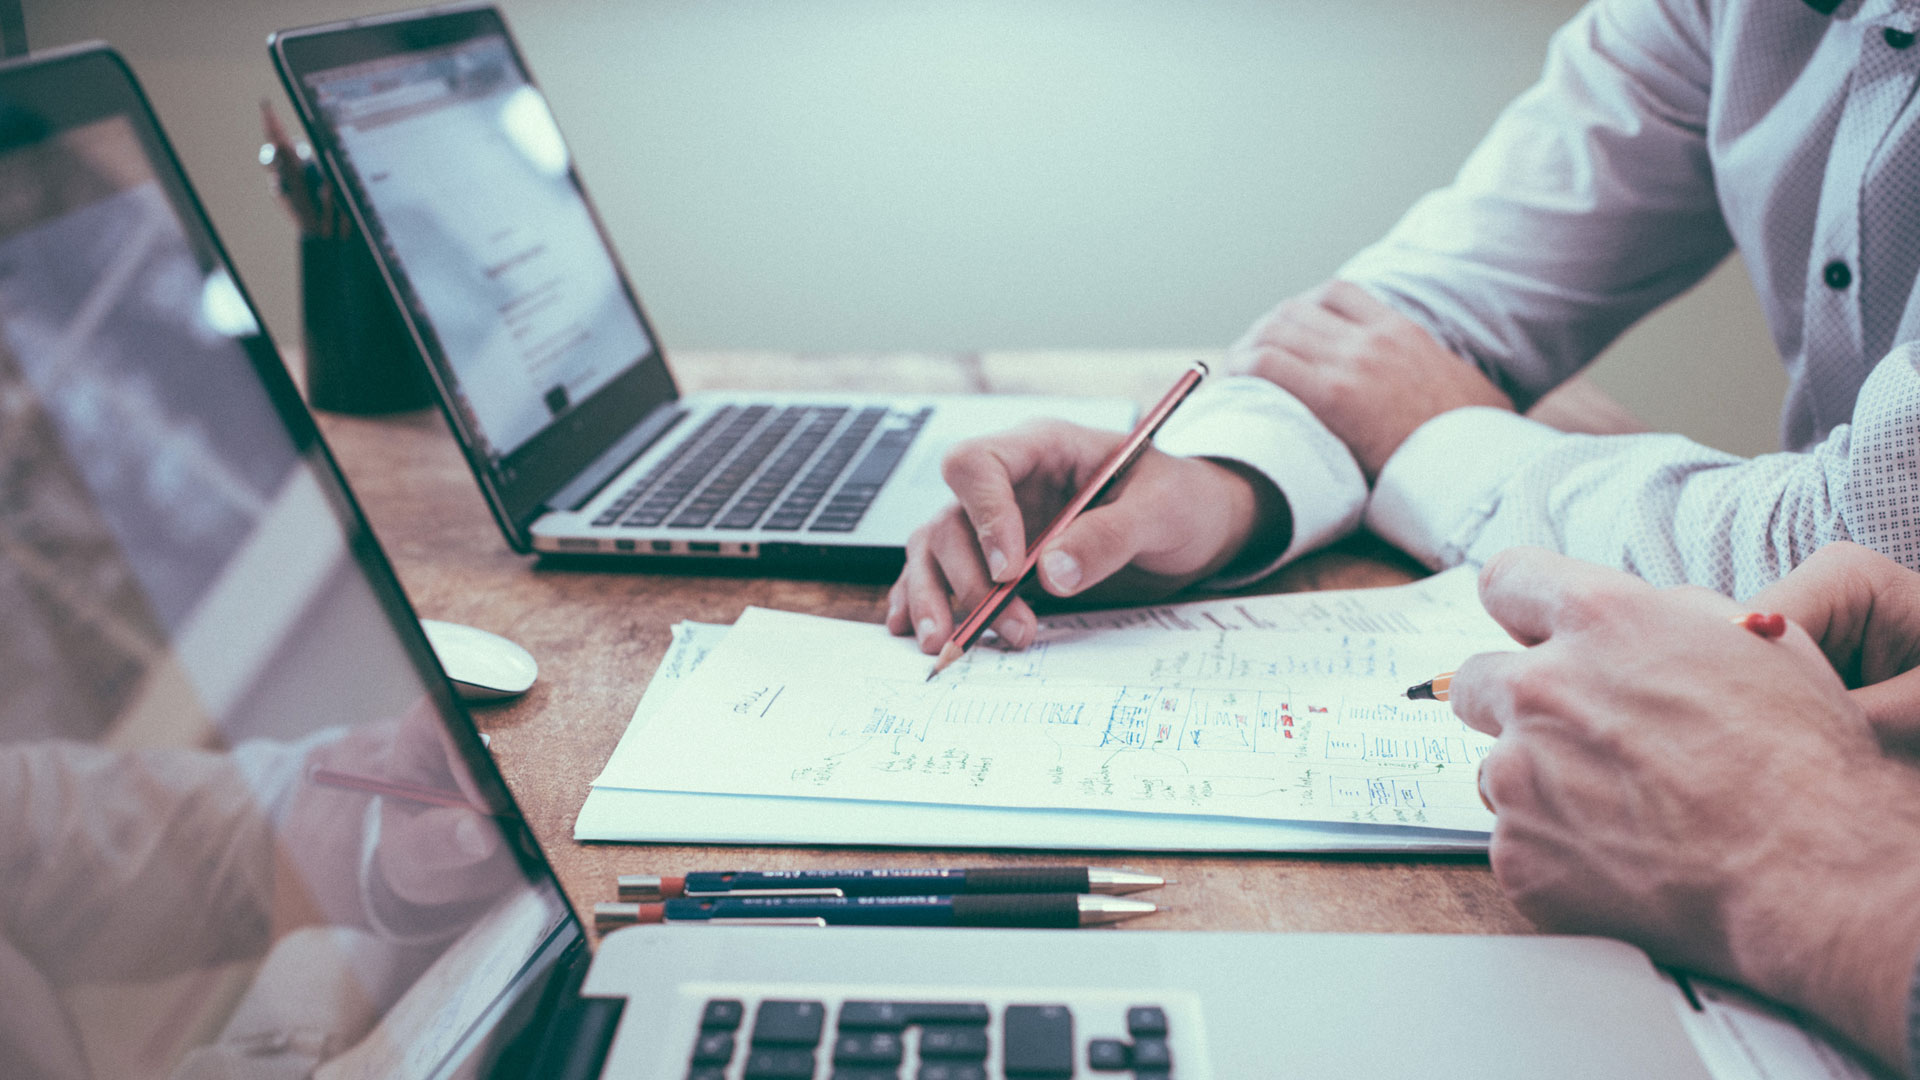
[889,364,1287,659]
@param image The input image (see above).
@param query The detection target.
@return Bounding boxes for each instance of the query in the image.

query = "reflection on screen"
[304,35,653,463]
[0,115,567,1079]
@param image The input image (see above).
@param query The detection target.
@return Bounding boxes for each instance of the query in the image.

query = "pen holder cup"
[300,228,433,415]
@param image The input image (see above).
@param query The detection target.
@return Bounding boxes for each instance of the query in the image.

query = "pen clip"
[684,887,846,899]
[703,918,831,927]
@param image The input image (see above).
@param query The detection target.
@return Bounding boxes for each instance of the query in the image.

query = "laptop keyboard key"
[752,1000,826,1046]
[690,1031,734,1065]
[1002,1005,1073,1077]
[831,1070,901,1080]
[1086,1038,1130,1070]
[916,1064,986,1080]
[917,1026,989,1060]
[1125,1006,1167,1038]
[833,1031,905,1067]
[743,1048,816,1079]
[702,999,745,1030]
[1130,1037,1171,1070]
[903,1003,990,1026]
[836,1001,912,1031]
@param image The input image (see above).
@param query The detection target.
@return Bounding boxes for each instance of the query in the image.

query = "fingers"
[1853,671,1920,753]
[1750,542,1920,684]
[1313,279,1398,322]
[1035,501,1151,596]
[1748,542,1881,661]
[1475,547,1651,646]
[898,520,958,651]
[1446,648,1533,737]
[942,427,1089,583]
[892,509,1037,653]
[380,806,506,907]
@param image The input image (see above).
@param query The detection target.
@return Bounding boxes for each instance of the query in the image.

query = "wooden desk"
[313,350,1641,940]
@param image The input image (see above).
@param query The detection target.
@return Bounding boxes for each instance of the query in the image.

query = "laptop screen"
[277,8,681,543]
[0,47,576,1079]
[302,33,652,462]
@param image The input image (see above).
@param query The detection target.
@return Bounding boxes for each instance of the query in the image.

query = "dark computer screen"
[0,48,574,1080]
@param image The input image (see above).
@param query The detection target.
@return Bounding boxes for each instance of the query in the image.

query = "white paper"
[599,571,1512,832]
[579,619,1489,851]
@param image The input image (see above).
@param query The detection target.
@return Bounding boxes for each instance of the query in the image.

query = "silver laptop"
[268,4,1133,573]
[0,43,1745,1080]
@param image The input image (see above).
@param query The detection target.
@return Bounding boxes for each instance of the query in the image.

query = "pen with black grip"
[617,866,1164,900]
[593,893,1158,930]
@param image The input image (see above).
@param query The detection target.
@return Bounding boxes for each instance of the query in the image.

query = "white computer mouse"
[420,619,539,701]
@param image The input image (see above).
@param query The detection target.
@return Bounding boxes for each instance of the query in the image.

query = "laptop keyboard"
[683,995,1180,1079]
[591,404,932,536]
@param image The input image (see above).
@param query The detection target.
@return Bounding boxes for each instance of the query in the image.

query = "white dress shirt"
[1159,0,1920,598]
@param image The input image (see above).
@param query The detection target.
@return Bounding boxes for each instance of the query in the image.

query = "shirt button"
[1824,259,1853,289]
[1886,27,1916,49]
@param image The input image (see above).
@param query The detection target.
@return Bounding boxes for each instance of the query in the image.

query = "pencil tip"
[926,642,962,681]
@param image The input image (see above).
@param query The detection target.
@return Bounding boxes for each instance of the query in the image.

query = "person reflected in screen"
[1444,542,1920,1076]
[0,112,530,1077]
[0,699,523,1080]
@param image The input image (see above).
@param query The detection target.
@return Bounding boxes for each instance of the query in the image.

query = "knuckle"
[1554,584,1633,632]
[1487,838,1548,911]
[940,442,991,485]
[1498,664,1566,720]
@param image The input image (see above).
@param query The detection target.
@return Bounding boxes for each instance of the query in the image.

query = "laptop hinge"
[547,403,687,513]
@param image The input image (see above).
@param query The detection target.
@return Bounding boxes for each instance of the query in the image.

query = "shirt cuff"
[1366,407,1563,570]
[1153,375,1366,587]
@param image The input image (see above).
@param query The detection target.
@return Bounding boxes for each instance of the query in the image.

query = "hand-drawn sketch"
[600,572,1514,832]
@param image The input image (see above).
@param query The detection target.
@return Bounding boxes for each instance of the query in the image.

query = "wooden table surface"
[313,350,1641,942]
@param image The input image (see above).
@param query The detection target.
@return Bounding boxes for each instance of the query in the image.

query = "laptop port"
[689,542,721,553]
[652,540,674,553]
[614,539,636,552]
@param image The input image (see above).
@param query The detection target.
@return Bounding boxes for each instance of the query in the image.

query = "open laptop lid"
[0,43,589,1078]
[271,3,680,552]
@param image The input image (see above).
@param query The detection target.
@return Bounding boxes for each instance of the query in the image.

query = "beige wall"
[29,0,1787,455]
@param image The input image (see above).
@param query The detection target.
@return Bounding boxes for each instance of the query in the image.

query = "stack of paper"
[578,568,1516,853]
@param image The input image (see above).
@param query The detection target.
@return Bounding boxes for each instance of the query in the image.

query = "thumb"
[1035,500,1157,597]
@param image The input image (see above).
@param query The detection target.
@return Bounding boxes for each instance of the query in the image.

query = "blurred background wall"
[26,0,1787,454]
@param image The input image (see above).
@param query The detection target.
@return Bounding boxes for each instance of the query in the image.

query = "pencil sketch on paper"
[600,571,1513,833]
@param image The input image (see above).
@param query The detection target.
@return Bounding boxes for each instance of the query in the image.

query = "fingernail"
[1007,621,1033,649]
[916,617,938,645]
[986,546,1009,580]
[1041,549,1081,593]
[886,594,902,623]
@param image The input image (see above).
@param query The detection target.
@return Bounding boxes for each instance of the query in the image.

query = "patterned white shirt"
[1159,0,1920,600]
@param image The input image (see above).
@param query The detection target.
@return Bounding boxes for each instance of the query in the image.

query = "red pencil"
[927,361,1210,680]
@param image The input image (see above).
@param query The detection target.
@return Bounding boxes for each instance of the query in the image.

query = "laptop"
[0,43,1748,1080]
[266,3,1134,573]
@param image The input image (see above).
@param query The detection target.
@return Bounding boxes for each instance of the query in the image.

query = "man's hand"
[1232,280,1513,478]
[1448,547,1920,1072]
[886,420,1280,653]
[1749,541,1920,753]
